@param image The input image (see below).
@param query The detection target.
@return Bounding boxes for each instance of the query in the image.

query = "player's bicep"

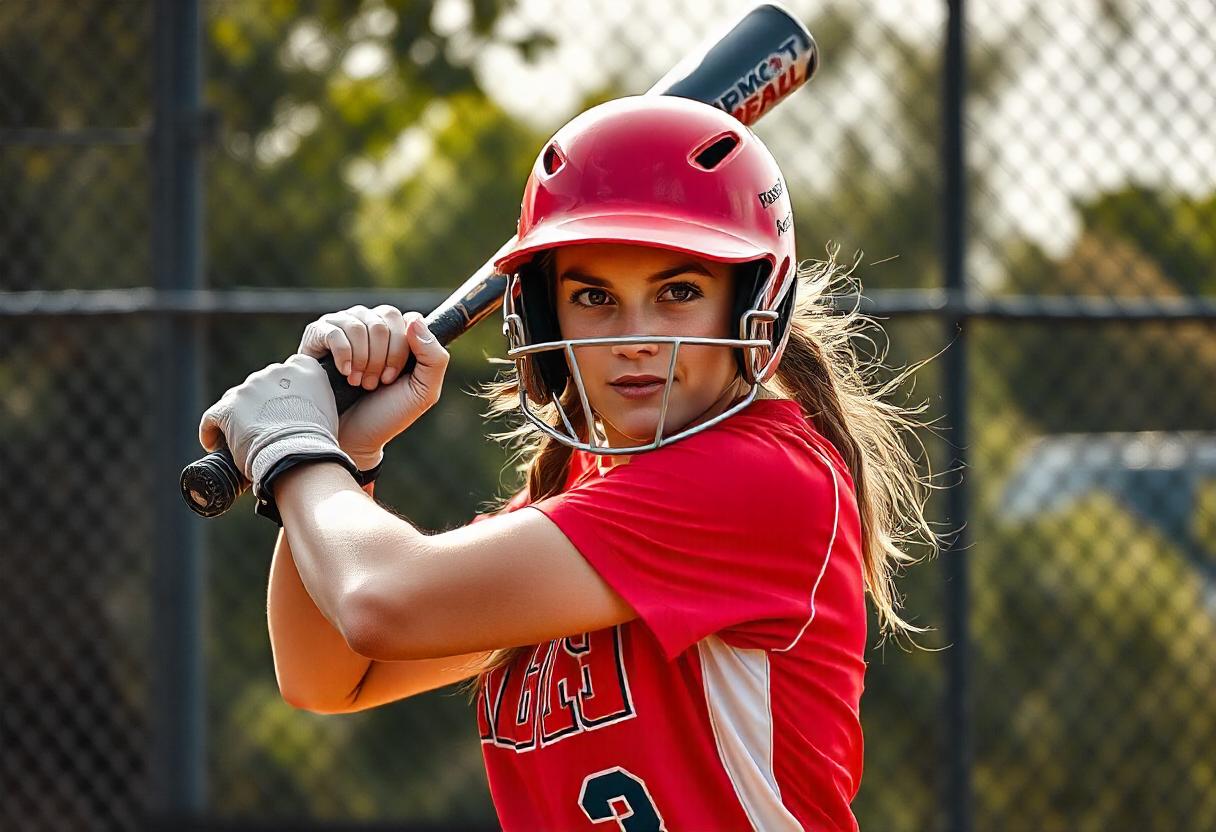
[352,507,636,661]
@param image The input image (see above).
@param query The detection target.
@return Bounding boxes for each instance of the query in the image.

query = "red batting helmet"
[496,95,798,454]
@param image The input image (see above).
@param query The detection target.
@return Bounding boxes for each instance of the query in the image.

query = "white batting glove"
[199,354,357,499]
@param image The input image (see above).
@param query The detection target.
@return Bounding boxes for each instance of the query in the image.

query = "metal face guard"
[502,271,780,455]
[505,329,771,455]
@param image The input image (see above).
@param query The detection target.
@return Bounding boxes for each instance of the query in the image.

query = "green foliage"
[972,493,1216,830]
[1078,186,1216,296]
[989,184,1216,435]
[204,0,550,291]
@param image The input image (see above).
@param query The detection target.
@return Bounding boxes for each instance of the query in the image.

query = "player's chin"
[602,401,695,446]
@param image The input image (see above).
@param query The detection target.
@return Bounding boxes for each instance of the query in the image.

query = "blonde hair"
[466,250,944,693]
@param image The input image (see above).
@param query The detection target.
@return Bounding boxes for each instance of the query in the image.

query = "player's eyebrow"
[558,262,716,286]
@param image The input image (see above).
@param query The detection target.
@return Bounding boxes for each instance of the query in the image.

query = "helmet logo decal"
[757,178,784,208]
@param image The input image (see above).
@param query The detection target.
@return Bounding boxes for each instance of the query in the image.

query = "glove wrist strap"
[354,459,383,488]
[254,451,360,525]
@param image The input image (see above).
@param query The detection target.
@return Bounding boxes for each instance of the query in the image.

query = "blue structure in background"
[1001,432,1216,600]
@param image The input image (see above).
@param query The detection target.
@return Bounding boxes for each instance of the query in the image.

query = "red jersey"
[474,399,867,831]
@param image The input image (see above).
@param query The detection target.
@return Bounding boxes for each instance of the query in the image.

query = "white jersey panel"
[697,636,803,831]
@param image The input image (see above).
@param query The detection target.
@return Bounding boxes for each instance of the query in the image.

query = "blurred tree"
[204,0,551,291]
[989,186,1216,435]
[1078,187,1216,297]
[973,493,1216,830]
[969,174,1216,828]
[1,5,156,828]
[0,1,150,291]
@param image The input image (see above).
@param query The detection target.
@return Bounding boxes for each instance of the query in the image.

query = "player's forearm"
[275,462,428,656]
[267,529,375,710]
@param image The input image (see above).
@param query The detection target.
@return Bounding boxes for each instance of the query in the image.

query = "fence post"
[150,0,206,824]
[942,1,972,831]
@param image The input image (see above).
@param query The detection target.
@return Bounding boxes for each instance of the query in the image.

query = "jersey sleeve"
[531,430,843,660]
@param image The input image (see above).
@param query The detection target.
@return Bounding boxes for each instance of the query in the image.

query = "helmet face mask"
[496,96,799,456]
[502,254,792,455]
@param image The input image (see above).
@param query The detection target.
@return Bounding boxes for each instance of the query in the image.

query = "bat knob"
[180,450,246,518]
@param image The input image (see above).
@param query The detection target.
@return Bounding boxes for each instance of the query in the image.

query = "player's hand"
[199,354,354,495]
[298,306,450,469]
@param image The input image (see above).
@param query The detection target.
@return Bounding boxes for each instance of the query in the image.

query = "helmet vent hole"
[542,143,565,175]
[691,133,741,170]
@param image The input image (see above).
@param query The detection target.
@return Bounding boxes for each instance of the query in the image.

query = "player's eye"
[569,287,613,307]
[658,281,704,303]
[568,281,702,307]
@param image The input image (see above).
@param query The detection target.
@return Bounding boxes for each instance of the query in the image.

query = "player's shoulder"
[469,486,531,524]
[763,398,853,477]
[634,398,845,497]
[683,397,836,463]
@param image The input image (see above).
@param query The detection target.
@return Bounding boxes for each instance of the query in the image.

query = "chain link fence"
[3,0,1214,830]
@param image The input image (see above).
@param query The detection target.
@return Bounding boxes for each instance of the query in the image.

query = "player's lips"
[609,374,667,399]
[610,374,665,385]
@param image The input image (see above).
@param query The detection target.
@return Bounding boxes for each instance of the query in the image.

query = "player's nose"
[611,340,660,360]
[608,304,662,359]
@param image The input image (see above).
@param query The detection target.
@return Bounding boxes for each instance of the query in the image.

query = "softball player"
[201,97,934,831]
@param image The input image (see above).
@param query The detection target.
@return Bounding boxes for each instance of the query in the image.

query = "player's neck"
[593,377,775,471]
